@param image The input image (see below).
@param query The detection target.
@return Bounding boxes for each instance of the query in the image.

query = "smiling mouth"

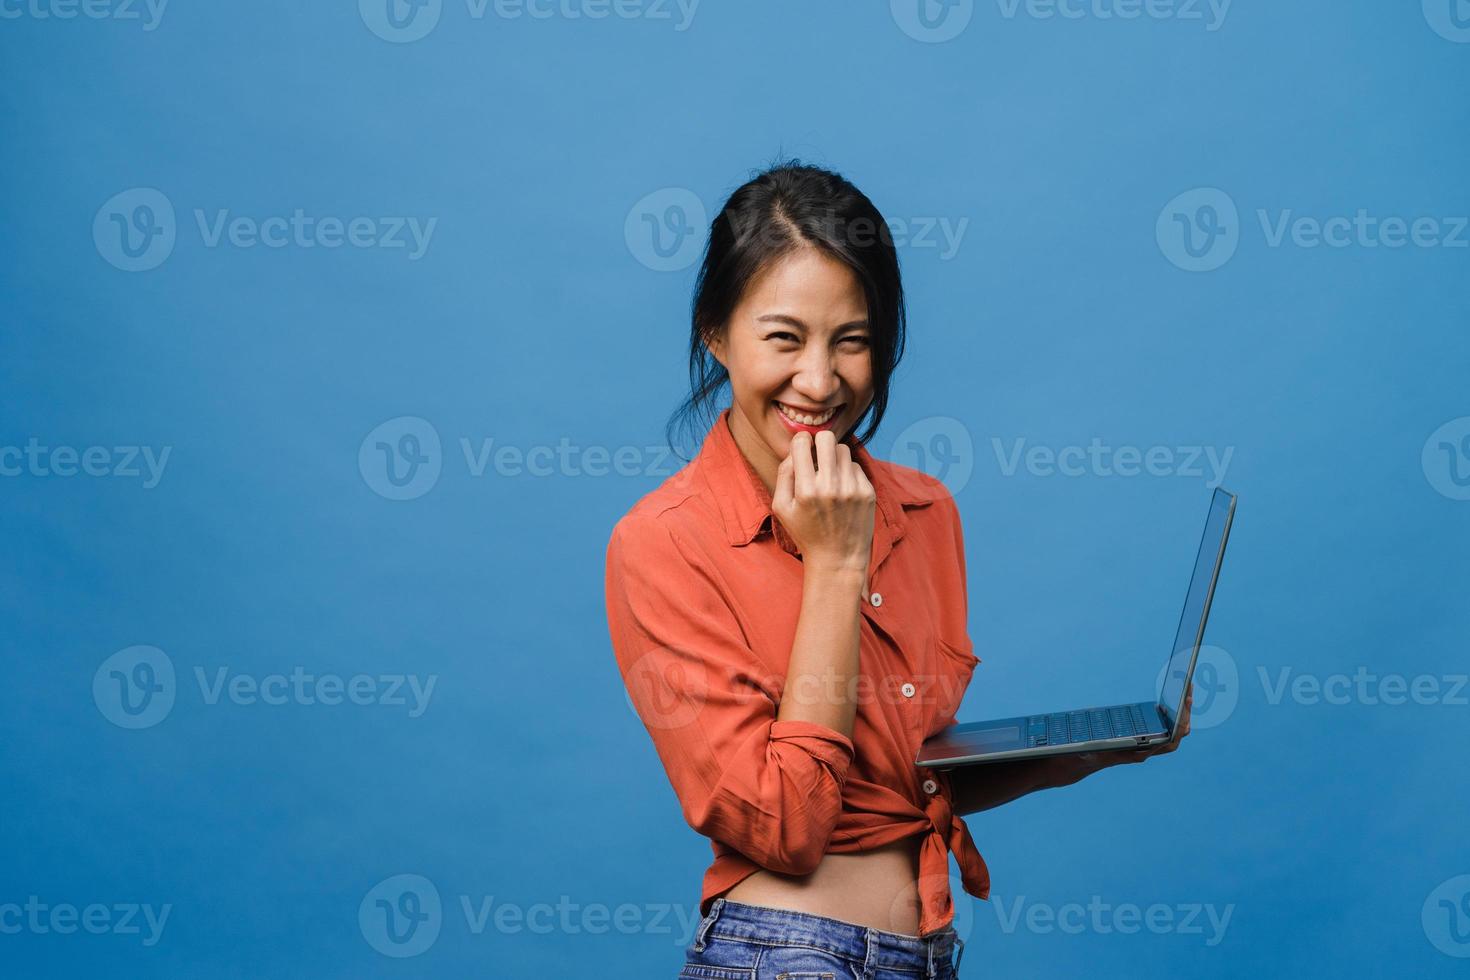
[774,401,842,427]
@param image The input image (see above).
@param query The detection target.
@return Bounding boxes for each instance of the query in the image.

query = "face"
[706,247,875,493]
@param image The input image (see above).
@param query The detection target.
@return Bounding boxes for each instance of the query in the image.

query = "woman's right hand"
[770,430,876,573]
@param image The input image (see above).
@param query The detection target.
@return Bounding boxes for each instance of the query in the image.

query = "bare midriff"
[720,835,927,937]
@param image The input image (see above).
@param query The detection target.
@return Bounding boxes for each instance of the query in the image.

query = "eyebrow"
[755,314,870,332]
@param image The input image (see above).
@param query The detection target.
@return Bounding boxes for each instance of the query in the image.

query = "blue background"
[2,0,1468,976]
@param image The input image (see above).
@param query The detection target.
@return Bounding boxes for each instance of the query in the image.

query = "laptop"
[916,487,1236,768]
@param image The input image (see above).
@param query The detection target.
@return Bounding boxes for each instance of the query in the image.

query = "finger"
[813,429,837,484]
[834,443,855,492]
[772,453,795,514]
[789,432,816,498]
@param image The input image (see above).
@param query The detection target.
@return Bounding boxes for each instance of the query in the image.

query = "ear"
[702,327,727,369]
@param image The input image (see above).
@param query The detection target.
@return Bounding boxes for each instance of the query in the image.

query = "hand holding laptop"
[1045,684,1194,788]
[942,686,1196,815]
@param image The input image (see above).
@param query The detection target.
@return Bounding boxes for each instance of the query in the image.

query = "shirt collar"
[695,406,937,553]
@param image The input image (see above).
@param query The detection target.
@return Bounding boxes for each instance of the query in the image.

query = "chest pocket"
[929,631,979,729]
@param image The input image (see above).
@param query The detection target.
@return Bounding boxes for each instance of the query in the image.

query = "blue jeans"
[679,897,966,979]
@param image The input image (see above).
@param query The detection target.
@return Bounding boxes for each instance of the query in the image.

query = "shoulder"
[605,455,721,561]
[863,451,961,521]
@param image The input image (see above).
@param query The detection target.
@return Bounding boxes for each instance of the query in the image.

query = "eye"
[839,335,870,348]
[765,331,800,343]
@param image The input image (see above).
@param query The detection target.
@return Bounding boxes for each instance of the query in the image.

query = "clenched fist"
[770,430,876,574]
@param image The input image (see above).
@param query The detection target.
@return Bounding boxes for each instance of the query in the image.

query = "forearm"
[775,560,868,738]
[949,756,1067,816]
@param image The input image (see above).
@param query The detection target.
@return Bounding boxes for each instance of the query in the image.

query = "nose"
[790,346,842,403]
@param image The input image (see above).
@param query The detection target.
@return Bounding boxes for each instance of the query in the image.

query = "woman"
[604,161,1191,979]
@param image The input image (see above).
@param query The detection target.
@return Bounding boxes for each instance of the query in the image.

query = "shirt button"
[922,778,939,794]
[869,592,883,607]
[901,682,916,698]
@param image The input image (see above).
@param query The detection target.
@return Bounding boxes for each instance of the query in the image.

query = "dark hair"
[665,158,907,460]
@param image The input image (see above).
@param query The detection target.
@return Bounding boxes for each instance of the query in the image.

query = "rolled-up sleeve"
[605,513,855,876]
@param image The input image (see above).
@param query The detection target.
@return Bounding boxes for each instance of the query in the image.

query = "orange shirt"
[603,407,990,937]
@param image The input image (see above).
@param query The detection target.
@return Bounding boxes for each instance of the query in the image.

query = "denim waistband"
[694,897,962,976]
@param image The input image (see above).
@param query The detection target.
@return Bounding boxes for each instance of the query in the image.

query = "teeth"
[776,402,838,426]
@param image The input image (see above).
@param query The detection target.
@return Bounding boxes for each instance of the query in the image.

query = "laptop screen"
[1156,487,1236,731]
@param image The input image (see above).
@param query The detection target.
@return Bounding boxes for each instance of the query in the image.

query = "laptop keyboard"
[1025,704,1151,748]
